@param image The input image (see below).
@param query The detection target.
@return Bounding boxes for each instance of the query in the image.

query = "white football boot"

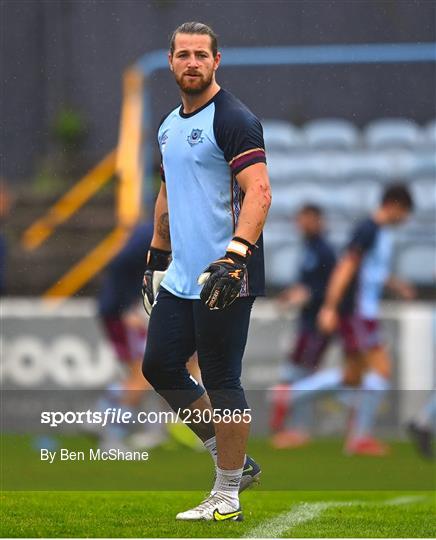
[176,491,243,521]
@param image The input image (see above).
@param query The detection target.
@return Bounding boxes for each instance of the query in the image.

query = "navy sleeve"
[297,266,306,284]
[299,242,336,292]
[322,245,337,274]
[347,219,378,256]
[157,113,170,183]
[213,93,266,176]
[108,223,153,273]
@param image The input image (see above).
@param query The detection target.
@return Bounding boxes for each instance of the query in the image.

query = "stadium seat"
[267,154,326,183]
[409,152,436,177]
[263,221,296,246]
[267,187,293,217]
[262,120,302,152]
[269,178,382,217]
[411,176,436,214]
[424,119,436,147]
[264,243,301,287]
[267,153,293,183]
[395,244,436,284]
[396,221,434,247]
[302,118,360,150]
[364,118,421,149]
[339,152,391,181]
[305,151,369,181]
[263,220,300,286]
[381,149,417,180]
[268,183,331,215]
[329,180,381,214]
[341,150,425,182]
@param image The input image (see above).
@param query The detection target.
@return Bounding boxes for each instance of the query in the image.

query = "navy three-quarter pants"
[142,287,254,412]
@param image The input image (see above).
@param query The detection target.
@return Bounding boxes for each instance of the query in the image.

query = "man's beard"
[175,71,214,95]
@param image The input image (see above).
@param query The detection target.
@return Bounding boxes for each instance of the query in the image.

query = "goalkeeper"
[141,21,271,522]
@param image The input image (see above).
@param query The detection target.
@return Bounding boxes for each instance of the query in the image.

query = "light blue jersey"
[342,217,394,318]
[358,228,393,318]
[157,89,266,299]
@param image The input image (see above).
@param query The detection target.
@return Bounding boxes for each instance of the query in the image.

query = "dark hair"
[299,203,324,217]
[170,21,218,57]
[381,183,414,211]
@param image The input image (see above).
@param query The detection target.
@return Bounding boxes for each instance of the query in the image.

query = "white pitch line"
[383,495,428,506]
[244,501,354,538]
[244,495,427,538]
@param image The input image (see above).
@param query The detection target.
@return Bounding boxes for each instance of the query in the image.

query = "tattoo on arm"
[157,212,170,241]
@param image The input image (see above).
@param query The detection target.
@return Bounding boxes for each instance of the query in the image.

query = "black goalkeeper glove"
[198,236,255,310]
[142,247,171,316]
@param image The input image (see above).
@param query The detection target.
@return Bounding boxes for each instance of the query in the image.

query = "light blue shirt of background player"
[340,217,394,318]
[158,88,267,299]
[358,225,394,319]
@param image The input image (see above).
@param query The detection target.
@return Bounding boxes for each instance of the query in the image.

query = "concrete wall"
[2,298,434,436]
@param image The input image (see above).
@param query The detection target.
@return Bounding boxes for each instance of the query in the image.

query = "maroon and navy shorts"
[339,315,382,356]
[291,328,331,370]
[102,316,147,363]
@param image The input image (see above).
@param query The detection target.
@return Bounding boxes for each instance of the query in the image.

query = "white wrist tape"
[227,239,249,258]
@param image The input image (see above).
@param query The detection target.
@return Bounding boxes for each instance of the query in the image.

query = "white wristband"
[227,239,249,258]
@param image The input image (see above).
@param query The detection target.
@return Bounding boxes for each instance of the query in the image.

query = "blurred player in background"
[272,204,336,448]
[271,183,415,455]
[141,22,271,521]
[407,393,435,460]
[97,221,203,451]
[96,221,155,450]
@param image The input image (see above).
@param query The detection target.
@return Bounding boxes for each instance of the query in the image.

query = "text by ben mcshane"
[40,448,149,463]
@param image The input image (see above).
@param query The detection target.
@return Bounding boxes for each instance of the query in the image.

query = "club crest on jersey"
[187,128,204,146]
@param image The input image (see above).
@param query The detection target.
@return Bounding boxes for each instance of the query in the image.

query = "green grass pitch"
[1,435,435,537]
[1,490,435,537]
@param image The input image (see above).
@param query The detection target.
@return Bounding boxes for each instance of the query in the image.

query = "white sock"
[352,371,390,439]
[203,436,218,465]
[212,466,242,500]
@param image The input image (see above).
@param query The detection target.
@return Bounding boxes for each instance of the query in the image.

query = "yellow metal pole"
[40,69,143,306]
[42,226,130,302]
[22,151,117,250]
[37,65,146,304]
[116,68,144,227]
